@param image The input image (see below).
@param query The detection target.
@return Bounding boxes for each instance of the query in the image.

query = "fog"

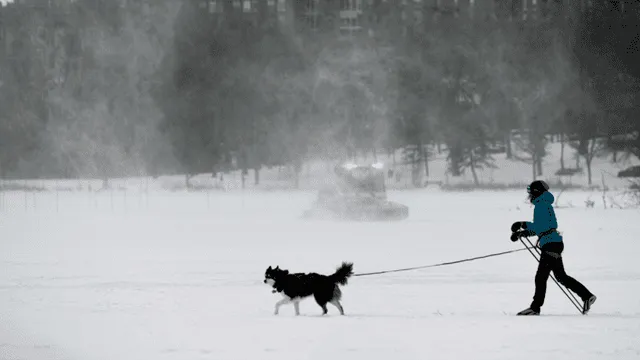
[0,0,638,188]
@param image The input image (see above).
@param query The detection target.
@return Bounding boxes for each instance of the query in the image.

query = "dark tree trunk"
[560,133,565,170]
[609,134,618,162]
[532,130,544,177]
[411,147,421,187]
[536,156,543,176]
[470,151,479,186]
[586,157,593,186]
[448,141,463,177]
[423,144,430,178]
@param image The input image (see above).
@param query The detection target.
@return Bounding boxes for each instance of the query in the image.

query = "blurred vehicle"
[302,162,409,221]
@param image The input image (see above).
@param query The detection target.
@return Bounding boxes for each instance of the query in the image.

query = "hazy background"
[2,4,640,359]
[0,0,638,190]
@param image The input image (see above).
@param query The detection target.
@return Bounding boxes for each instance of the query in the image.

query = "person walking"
[511,180,597,315]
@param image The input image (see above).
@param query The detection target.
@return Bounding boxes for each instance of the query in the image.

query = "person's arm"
[525,205,555,235]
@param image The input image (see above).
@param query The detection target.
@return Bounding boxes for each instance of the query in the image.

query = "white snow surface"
[1,189,640,360]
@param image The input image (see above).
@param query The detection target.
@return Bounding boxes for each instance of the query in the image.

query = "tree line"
[0,0,638,187]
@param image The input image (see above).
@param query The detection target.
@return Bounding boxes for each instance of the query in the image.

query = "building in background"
[177,0,640,43]
[0,0,635,61]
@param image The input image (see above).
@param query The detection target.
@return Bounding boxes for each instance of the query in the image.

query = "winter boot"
[582,295,597,315]
[517,307,540,316]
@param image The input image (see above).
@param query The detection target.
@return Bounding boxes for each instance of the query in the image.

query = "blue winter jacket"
[525,191,563,248]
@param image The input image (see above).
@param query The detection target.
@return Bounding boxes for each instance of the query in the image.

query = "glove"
[510,229,534,242]
[510,221,527,232]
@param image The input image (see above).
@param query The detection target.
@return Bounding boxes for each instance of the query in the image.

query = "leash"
[353,247,535,277]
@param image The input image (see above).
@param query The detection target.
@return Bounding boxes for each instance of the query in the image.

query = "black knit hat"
[527,180,549,201]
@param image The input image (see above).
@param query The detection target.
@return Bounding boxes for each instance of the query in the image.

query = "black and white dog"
[263,262,354,316]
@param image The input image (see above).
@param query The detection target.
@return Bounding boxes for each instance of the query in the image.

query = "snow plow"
[302,163,409,221]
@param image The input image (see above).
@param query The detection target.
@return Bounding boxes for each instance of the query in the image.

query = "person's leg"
[530,251,553,312]
[547,242,597,313]
[550,257,593,301]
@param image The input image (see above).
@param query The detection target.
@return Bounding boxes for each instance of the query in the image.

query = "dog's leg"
[330,300,344,315]
[274,296,292,315]
[313,293,329,315]
[293,299,300,316]
[320,303,328,315]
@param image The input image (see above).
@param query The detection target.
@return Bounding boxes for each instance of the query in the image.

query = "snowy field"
[2,189,640,360]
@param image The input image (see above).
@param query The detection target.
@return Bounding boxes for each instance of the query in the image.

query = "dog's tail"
[329,262,354,285]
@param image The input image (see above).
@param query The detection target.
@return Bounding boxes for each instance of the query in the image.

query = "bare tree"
[492,25,577,179]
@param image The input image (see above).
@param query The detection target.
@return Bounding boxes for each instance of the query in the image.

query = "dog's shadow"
[281,313,377,318]
[285,313,438,319]
[273,313,347,318]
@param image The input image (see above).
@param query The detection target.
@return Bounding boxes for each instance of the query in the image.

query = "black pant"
[530,242,593,311]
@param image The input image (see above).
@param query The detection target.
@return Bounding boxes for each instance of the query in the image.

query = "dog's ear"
[267,266,272,270]
[275,266,280,270]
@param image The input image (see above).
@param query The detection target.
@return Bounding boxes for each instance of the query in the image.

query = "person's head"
[527,180,549,203]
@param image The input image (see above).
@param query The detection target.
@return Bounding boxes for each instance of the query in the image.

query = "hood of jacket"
[533,191,554,205]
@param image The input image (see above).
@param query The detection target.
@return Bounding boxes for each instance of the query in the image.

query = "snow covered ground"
[1,189,640,360]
